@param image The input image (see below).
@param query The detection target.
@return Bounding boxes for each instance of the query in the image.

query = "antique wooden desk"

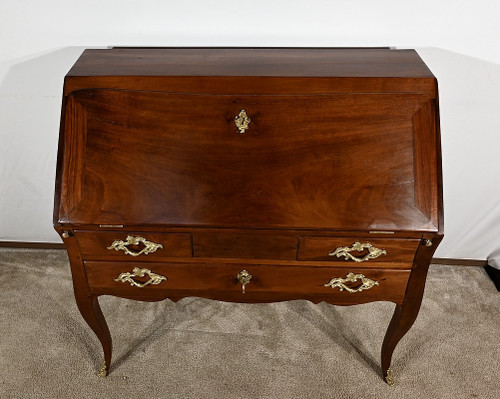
[54,48,443,385]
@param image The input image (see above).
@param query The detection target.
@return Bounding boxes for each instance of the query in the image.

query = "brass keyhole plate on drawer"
[237,269,252,293]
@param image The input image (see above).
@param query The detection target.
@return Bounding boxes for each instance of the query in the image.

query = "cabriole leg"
[74,295,112,377]
[381,304,416,386]
[381,262,431,386]
[380,237,441,385]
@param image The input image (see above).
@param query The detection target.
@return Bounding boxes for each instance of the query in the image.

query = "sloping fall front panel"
[58,90,438,231]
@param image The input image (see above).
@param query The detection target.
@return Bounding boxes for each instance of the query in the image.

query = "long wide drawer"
[298,237,420,263]
[75,231,193,260]
[85,261,411,305]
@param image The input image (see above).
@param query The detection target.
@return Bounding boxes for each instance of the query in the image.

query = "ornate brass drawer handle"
[324,272,379,293]
[328,241,386,262]
[114,267,167,288]
[107,235,163,256]
[234,109,251,134]
[237,269,252,293]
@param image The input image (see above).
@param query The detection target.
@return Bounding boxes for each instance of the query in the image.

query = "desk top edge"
[66,48,435,79]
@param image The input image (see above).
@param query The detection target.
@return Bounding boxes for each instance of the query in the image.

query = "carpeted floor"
[0,248,498,398]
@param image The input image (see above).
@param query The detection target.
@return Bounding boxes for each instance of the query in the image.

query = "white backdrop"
[1,1,500,259]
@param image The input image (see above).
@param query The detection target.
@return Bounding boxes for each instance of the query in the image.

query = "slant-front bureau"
[54,47,443,385]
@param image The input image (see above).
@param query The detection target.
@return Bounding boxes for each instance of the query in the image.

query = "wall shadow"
[413,47,500,260]
[0,47,88,243]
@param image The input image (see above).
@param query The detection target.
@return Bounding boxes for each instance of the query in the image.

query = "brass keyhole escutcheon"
[237,269,252,293]
[234,109,251,134]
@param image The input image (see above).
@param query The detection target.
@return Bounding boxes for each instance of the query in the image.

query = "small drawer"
[85,261,410,305]
[193,231,298,260]
[75,231,192,260]
[298,237,420,263]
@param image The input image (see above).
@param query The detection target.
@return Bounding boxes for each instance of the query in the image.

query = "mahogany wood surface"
[297,236,420,263]
[75,231,193,260]
[85,261,410,305]
[58,227,112,375]
[381,234,443,382]
[64,76,437,98]
[58,90,438,232]
[68,48,435,77]
[193,231,298,260]
[54,48,443,383]
[62,49,437,97]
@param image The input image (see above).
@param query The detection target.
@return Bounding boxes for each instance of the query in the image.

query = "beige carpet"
[0,248,498,398]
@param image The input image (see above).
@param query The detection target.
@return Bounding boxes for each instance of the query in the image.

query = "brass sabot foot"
[97,360,108,378]
[385,366,395,387]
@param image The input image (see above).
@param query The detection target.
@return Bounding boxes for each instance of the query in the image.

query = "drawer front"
[193,231,298,260]
[85,261,410,304]
[298,237,420,263]
[75,231,192,260]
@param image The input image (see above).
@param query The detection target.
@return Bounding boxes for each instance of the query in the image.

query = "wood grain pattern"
[298,236,420,263]
[381,234,443,381]
[58,96,87,221]
[58,90,437,232]
[413,100,438,223]
[193,231,297,260]
[68,48,434,78]
[64,76,438,98]
[75,231,193,260]
[85,261,410,305]
[55,227,112,376]
[63,48,437,97]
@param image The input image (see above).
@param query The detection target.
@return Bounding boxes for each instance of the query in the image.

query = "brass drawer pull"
[324,272,379,293]
[328,241,386,262]
[234,109,251,134]
[237,269,252,293]
[107,235,163,256]
[114,267,167,288]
